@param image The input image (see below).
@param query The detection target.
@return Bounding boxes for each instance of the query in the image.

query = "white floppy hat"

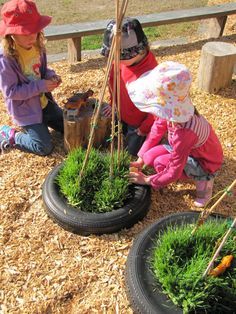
[127,61,194,123]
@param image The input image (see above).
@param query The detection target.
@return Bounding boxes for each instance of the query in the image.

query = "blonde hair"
[1,32,46,59]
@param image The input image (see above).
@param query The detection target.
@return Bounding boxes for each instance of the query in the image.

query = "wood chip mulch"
[1,19,236,314]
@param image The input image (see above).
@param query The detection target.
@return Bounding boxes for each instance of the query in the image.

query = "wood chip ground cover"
[0,17,236,314]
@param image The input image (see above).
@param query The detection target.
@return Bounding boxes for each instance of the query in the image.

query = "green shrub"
[56,148,131,212]
[151,220,236,313]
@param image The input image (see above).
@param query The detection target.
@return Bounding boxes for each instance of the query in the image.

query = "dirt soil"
[1,10,236,314]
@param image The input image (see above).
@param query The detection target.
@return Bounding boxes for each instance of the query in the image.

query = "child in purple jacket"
[0,0,63,156]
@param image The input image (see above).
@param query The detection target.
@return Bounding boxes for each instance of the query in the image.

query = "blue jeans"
[15,100,63,156]
[184,157,216,181]
[122,122,145,156]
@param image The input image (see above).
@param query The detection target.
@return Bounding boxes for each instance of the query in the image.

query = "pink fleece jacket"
[138,116,223,189]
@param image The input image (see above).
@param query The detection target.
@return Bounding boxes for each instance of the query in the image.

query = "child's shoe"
[0,125,16,154]
[194,179,214,208]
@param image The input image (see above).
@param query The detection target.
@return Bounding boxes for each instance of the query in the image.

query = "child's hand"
[130,157,144,170]
[136,128,146,136]
[50,75,62,86]
[45,79,59,92]
[129,171,151,186]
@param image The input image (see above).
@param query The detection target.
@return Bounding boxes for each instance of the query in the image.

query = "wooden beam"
[43,2,236,62]
[136,3,236,27]
[45,3,236,40]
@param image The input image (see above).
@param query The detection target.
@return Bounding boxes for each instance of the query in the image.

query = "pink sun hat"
[127,61,194,123]
[0,0,52,36]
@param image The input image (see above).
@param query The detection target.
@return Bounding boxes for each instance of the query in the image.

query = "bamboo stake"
[202,217,236,278]
[116,35,122,165]
[110,0,127,177]
[118,0,128,26]
[109,0,119,178]
[115,2,122,166]
[192,179,236,235]
[118,0,128,160]
[113,0,127,163]
[108,0,128,123]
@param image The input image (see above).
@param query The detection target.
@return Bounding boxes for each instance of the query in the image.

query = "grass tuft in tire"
[56,147,131,213]
[125,212,236,314]
[42,147,151,235]
[152,220,236,313]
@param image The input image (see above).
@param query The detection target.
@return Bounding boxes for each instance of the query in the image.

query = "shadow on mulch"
[215,79,236,99]
[69,57,107,74]
[154,33,236,57]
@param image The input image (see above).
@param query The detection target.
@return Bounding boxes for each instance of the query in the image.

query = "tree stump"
[197,42,236,93]
[63,102,111,152]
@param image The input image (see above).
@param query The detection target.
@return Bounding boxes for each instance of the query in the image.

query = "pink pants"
[142,145,189,180]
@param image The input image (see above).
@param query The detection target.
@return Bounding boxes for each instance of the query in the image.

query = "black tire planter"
[125,211,228,314]
[42,163,151,235]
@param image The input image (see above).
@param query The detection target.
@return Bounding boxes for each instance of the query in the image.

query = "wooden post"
[63,103,111,152]
[198,16,227,38]
[197,42,236,93]
[68,37,81,62]
[206,16,227,38]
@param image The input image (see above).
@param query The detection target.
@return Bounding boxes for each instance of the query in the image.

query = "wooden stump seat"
[197,41,236,93]
[63,102,111,152]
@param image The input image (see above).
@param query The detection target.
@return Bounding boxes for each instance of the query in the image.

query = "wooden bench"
[44,2,236,63]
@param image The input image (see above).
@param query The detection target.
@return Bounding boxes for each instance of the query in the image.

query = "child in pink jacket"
[128,61,223,207]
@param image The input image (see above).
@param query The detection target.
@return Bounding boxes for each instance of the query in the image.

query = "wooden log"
[63,103,111,152]
[197,41,236,93]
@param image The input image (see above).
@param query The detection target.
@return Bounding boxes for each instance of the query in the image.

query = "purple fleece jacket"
[0,47,56,126]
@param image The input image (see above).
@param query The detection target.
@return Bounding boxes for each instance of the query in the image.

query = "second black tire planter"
[42,163,151,235]
[125,211,227,314]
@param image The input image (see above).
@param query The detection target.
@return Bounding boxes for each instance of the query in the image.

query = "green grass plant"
[56,147,131,213]
[151,220,236,313]
[82,34,104,51]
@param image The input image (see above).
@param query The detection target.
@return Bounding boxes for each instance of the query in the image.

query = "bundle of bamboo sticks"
[79,0,129,180]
